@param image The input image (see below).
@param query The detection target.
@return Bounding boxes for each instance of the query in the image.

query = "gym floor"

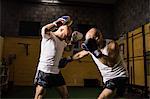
[2,86,145,99]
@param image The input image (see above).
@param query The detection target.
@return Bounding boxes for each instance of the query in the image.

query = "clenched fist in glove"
[81,38,102,58]
[70,31,83,43]
[53,16,73,27]
[58,56,73,68]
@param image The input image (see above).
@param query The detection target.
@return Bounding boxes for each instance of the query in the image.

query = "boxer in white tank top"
[34,16,72,99]
[72,28,128,99]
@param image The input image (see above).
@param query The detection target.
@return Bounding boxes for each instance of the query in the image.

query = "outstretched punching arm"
[72,50,89,60]
[58,50,89,68]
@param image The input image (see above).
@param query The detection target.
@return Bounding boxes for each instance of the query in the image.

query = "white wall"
[0,36,4,61]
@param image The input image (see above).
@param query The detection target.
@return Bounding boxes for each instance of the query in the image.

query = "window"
[19,21,41,36]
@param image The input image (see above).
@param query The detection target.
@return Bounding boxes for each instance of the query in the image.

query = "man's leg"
[98,78,117,99]
[56,85,69,99]
[34,85,46,99]
[97,88,115,99]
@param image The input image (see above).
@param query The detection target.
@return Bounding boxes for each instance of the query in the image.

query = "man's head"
[85,28,104,48]
[54,25,72,40]
[53,15,73,41]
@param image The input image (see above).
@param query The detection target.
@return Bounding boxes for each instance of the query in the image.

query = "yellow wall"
[118,23,150,90]
[0,36,4,61]
[145,23,150,51]
[3,37,40,85]
[3,37,102,86]
[145,23,150,90]
[128,27,145,86]
[62,54,101,86]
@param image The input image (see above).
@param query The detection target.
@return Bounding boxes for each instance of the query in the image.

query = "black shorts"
[104,77,128,97]
[34,70,66,88]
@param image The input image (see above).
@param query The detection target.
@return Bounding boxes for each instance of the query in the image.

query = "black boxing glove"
[58,56,72,68]
[81,38,102,58]
[81,38,98,51]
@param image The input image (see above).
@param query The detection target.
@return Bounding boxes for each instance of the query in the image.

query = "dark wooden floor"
[1,86,149,99]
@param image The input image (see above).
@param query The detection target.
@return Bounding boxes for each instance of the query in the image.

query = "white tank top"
[90,40,128,83]
[38,33,66,74]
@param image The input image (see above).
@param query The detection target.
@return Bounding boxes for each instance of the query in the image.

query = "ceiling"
[59,0,118,4]
[22,0,118,4]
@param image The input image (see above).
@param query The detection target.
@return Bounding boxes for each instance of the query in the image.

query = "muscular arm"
[98,41,120,67]
[72,50,89,60]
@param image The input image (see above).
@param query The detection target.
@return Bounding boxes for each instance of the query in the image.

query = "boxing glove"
[58,56,72,68]
[60,16,73,26]
[81,38,102,58]
[52,19,64,27]
[81,38,98,51]
[70,31,83,43]
[53,16,73,27]
[52,19,64,31]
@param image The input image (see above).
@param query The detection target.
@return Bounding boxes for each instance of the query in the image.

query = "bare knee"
[57,85,69,99]
[59,89,69,99]
[98,94,107,99]
[97,88,114,99]
[61,93,69,99]
[34,85,45,99]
